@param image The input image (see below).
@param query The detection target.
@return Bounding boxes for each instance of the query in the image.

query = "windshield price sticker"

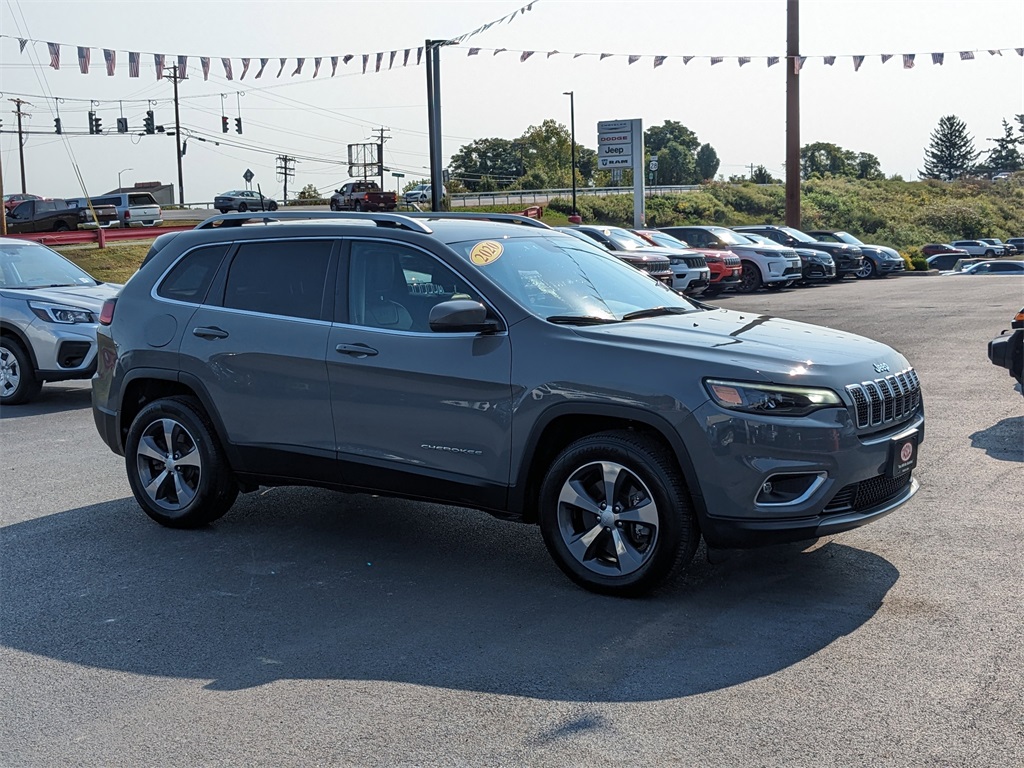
[469,240,504,266]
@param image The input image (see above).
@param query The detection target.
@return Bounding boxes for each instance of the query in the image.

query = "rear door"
[177,238,339,478]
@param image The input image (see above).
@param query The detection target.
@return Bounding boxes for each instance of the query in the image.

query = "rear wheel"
[125,396,238,529]
[538,430,699,596]
[53,221,70,232]
[738,262,762,293]
[0,337,42,405]
[354,201,364,212]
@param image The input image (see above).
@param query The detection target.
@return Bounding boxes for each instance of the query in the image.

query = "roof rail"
[398,211,553,229]
[193,211,434,234]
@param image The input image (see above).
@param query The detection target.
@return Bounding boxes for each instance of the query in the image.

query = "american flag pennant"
[628,55,641,65]
[767,56,779,67]
[128,51,140,78]
[343,54,354,65]
[255,57,269,78]
[903,53,915,69]
[200,57,211,80]
[852,55,865,71]
[375,52,383,72]
[78,46,90,74]
[104,48,115,76]
[573,52,586,59]
[520,51,535,62]
[823,56,835,66]
[331,56,338,75]
[959,51,975,60]
[793,56,806,73]
[1017,48,1024,56]
[468,48,480,56]
[988,49,1003,56]
[18,38,27,53]
[313,57,322,77]
[154,53,165,79]
[223,58,233,80]
[931,52,944,65]
[654,55,667,68]
[240,58,251,79]
[683,56,694,65]
[48,43,60,69]
[362,54,369,74]
[738,56,751,66]
[881,53,893,64]
[292,58,305,76]
[508,9,518,23]
[547,50,560,58]
[600,53,614,60]
[416,47,423,65]
[403,49,410,66]
[493,48,507,56]
[177,55,188,79]
[711,56,724,66]
[388,51,396,69]
[277,57,287,77]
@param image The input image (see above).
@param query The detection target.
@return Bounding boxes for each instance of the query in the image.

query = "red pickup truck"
[329,181,398,212]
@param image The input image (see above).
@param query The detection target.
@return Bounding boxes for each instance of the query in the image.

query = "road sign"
[599,143,632,157]
[243,168,254,182]
[650,159,659,171]
[392,172,405,178]
[597,119,637,169]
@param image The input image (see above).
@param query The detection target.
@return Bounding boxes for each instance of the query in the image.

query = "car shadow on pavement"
[969,416,1024,462]
[1,488,898,702]
[0,384,92,419]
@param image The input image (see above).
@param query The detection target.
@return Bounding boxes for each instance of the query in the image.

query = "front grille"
[845,368,921,429]
[684,256,707,269]
[824,471,912,514]
[783,266,802,276]
[640,261,671,274]
[724,256,741,267]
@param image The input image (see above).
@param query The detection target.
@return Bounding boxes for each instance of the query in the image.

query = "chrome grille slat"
[845,367,922,430]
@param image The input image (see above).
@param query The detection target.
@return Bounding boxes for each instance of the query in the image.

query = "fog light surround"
[755,472,827,507]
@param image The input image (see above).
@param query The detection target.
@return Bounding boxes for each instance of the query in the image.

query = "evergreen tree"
[983,119,1023,174]
[750,165,777,184]
[919,115,980,180]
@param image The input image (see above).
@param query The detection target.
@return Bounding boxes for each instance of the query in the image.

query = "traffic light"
[221,115,229,133]
[116,117,128,134]
[91,114,102,134]
[234,117,243,134]
[144,110,155,134]
[87,111,97,135]
[54,117,62,135]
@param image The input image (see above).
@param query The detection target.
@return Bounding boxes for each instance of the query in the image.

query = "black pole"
[785,0,800,228]
[565,91,577,216]
[425,40,446,211]
[172,65,184,206]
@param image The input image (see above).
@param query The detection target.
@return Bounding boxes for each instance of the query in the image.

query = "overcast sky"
[1,0,1022,203]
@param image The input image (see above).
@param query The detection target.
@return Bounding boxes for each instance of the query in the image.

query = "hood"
[572,306,910,389]
[616,248,672,264]
[803,241,863,257]
[3,282,120,312]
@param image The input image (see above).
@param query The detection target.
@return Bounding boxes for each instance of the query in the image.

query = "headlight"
[28,301,94,324]
[704,379,842,417]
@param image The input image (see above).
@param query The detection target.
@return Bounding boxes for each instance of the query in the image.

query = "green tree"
[751,165,778,184]
[919,115,980,180]
[449,137,523,191]
[654,143,697,185]
[645,120,699,154]
[297,183,321,200]
[518,119,573,187]
[801,142,855,179]
[695,143,720,181]
[854,152,884,180]
[982,119,1023,174]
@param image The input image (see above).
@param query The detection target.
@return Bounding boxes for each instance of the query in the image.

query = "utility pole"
[425,39,448,211]
[276,155,296,203]
[786,0,801,228]
[371,126,391,190]
[166,65,185,206]
[9,98,32,193]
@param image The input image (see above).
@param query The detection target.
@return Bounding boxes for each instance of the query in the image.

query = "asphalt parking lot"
[2,274,1022,767]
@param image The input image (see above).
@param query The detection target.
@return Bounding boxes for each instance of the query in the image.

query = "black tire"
[354,201,363,212]
[984,249,995,257]
[538,430,699,597]
[329,200,339,211]
[0,337,42,405]
[217,208,229,214]
[237,202,248,213]
[267,201,278,211]
[125,396,238,529]
[855,259,877,279]
[738,262,763,293]
[53,221,71,232]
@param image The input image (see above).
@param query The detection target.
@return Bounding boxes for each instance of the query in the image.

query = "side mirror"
[428,299,497,334]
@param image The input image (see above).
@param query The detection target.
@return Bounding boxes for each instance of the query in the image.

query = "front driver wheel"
[237,202,248,213]
[538,430,699,596]
[855,260,876,279]
[738,262,762,293]
[267,201,278,211]
[125,396,239,529]
[0,337,42,405]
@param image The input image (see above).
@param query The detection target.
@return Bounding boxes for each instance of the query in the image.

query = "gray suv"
[92,212,924,596]
[1,238,120,404]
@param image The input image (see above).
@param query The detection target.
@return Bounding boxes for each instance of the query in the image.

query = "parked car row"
[3,191,163,232]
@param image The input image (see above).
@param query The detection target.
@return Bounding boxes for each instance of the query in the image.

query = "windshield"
[778,227,817,244]
[830,231,863,245]
[708,228,755,246]
[448,233,697,323]
[0,241,100,289]
[603,228,657,251]
[739,233,777,246]
[643,231,688,249]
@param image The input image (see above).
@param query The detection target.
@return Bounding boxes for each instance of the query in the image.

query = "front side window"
[223,240,332,320]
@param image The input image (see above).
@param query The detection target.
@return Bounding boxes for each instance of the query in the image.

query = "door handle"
[335,343,378,358]
[193,326,229,339]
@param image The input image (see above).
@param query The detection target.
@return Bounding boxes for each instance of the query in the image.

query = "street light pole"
[118,167,133,191]
[563,91,579,223]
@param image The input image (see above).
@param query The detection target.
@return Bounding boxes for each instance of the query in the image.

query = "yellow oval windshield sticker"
[470,240,504,266]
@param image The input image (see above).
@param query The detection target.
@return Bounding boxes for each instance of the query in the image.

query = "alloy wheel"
[135,417,203,512]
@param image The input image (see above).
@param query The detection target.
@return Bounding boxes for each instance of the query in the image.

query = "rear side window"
[129,194,157,206]
[223,240,332,320]
[157,245,230,304]
[93,196,120,207]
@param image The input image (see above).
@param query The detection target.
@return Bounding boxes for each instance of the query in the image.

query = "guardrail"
[7,225,195,247]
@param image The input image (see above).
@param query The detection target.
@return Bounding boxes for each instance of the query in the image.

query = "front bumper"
[988,329,1023,385]
[24,320,101,381]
